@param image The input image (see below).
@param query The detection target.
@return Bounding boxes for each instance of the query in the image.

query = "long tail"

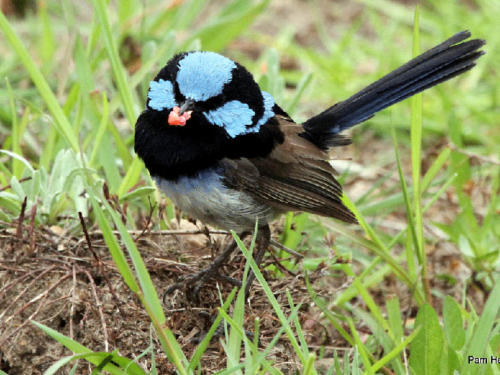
[302,31,485,149]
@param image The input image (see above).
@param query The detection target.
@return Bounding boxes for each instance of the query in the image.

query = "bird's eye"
[147,79,177,111]
[198,95,225,111]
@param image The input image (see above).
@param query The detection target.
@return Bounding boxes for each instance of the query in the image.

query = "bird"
[134,31,485,297]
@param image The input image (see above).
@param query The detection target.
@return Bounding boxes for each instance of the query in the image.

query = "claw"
[162,227,269,303]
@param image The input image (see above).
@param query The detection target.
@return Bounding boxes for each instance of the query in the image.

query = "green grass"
[1,0,499,373]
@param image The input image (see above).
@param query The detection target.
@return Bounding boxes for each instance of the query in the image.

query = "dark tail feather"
[302,31,486,149]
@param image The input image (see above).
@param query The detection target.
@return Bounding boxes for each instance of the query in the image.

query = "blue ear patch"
[176,52,236,102]
[148,79,177,110]
[204,92,276,138]
[204,100,255,138]
[256,91,275,127]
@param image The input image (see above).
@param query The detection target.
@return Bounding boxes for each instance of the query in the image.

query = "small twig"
[0,176,32,192]
[78,212,98,263]
[449,143,500,165]
[0,269,39,301]
[35,257,74,268]
[0,263,25,272]
[268,251,298,277]
[164,307,211,313]
[82,269,109,352]
[90,228,231,237]
[0,265,57,323]
[2,293,70,350]
[152,258,191,269]
[270,239,304,259]
[80,302,91,329]
[15,196,27,241]
[28,204,37,254]
[0,273,71,346]
[141,228,228,236]
[70,266,76,340]
[4,273,70,323]
[0,234,53,251]
[78,212,122,314]
[133,198,156,241]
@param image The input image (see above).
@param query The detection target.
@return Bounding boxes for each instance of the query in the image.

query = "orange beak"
[168,106,192,126]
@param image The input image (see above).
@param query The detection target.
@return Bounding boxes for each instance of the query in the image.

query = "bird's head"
[145,51,276,138]
[135,51,285,180]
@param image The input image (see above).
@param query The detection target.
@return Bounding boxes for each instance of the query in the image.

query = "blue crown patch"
[176,52,236,102]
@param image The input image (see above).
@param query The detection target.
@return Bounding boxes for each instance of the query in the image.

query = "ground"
[0,0,495,373]
[0,219,353,374]
[0,137,487,374]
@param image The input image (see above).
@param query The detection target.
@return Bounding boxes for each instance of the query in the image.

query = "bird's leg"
[190,225,270,345]
[163,224,270,304]
[244,224,271,297]
[191,225,271,300]
[163,232,249,302]
[190,236,244,298]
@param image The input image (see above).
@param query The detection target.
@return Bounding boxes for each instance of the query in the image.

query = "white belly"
[154,169,276,232]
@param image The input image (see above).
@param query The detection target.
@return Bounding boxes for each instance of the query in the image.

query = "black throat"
[134,107,285,181]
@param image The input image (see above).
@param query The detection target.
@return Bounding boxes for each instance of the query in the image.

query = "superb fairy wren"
[135,31,484,296]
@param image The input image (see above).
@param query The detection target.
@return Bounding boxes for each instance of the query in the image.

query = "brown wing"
[222,116,357,223]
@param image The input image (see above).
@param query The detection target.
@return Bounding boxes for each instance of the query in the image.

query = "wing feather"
[222,117,356,223]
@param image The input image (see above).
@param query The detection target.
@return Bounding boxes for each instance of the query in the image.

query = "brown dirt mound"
[0,219,353,374]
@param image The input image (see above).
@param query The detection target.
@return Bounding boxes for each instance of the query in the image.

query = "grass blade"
[409,6,428,302]
[463,277,500,373]
[0,10,80,152]
[32,321,145,375]
[189,288,238,371]
[368,327,420,374]
[409,304,444,375]
[232,230,312,371]
[90,0,138,126]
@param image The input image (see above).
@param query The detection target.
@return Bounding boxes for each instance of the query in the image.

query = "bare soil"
[0,218,358,374]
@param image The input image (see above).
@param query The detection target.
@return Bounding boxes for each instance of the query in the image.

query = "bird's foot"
[162,266,241,303]
[162,226,270,303]
[163,238,241,303]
